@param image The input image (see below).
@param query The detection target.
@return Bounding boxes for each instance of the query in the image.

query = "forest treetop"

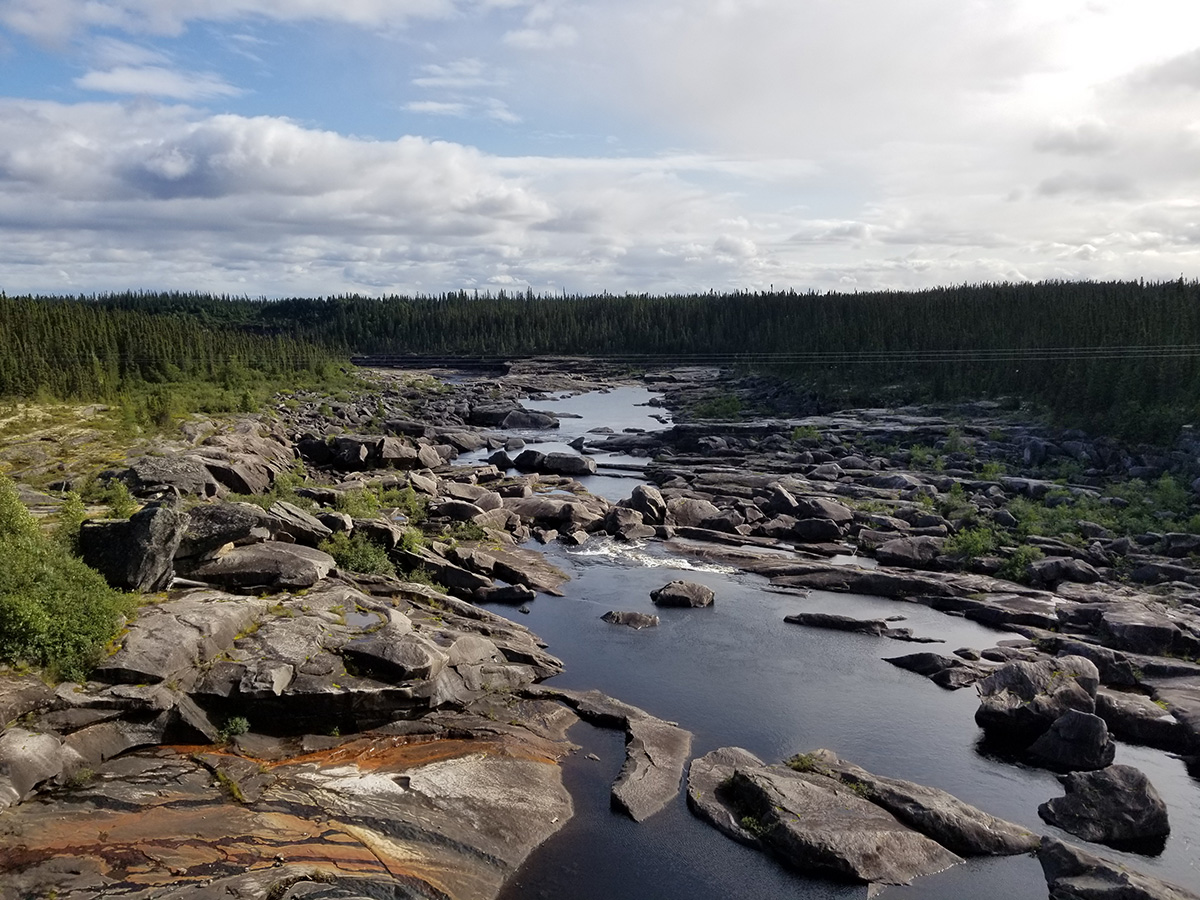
[3,279,1198,442]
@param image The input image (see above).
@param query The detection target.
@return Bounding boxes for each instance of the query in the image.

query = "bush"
[319,532,396,576]
[335,487,381,519]
[790,425,820,442]
[944,526,997,561]
[54,491,88,554]
[0,474,136,680]
[379,486,428,523]
[998,544,1045,583]
[692,394,742,419]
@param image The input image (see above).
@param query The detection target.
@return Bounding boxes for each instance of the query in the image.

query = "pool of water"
[446,384,1200,898]
[457,385,668,502]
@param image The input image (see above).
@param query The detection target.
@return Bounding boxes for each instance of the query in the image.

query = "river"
[459,385,1200,898]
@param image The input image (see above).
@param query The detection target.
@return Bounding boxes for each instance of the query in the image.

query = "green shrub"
[998,544,1045,583]
[0,474,136,680]
[219,716,251,741]
[319,532,396,577]
[692,394,742,419]
[335,487,381,519]
[445,521,488,543]
[909,444,936,468]
[790,425,820,442]
[944,526,997,561]
[398,526,426,553]
[86,480,139,519]
[53,491,88,554]
[979,461,1005,480]
[379,486,428,523]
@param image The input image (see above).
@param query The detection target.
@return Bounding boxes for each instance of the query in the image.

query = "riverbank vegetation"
[4,280,1200,442]
[0,473,135,680]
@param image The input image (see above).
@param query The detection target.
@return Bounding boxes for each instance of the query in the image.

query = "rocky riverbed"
[3,360,1200,899]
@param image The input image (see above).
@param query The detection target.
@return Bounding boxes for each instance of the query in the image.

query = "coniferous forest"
[2,279,1199,442]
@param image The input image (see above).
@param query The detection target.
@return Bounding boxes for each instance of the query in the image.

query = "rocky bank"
[4,360,1200,898]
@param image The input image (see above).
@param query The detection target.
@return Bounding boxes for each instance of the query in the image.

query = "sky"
[0,0,1198,297]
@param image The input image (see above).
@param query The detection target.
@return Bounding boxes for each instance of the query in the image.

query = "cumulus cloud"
[4,1,1200,294]
[1129,47,1200,91]
[1034,119,1116,156]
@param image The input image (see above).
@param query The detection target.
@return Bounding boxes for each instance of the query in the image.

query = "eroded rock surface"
[0,729,573,900]
[687,746,1035,889]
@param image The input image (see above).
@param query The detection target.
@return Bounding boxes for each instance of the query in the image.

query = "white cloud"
[404,100,469,116]
[4,2,1200,295]
[0,0,464,42]
[1034,119,1116,156]
[412,58,495,90]
[502,23,576,49]
[75,65,242,99]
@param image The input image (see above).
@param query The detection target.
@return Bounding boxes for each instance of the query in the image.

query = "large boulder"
[187,542,335,592]
[115,455,219,498]
[666,497,722,528]
[650,580,714,608]
[503,495,606,531]
[975,656,1100,743]
[1038,765,1169,847]
[0,728,64,810]
[176,501,273,559]
[792,497,854,524]
[1027,710,1116,772]
[1095,688,1190,752]
[876,536,945,568]
[92,590,271,687]
[627,484,668,525]
[343,628,450,682]
[78,503,184,592]
[791,518,843,543]
[719,766,961,885]
[536,688,691,823]
[541,452,597,477]
[601,610,660,629]
[1028,556,1102,588]
[268,500,333,547]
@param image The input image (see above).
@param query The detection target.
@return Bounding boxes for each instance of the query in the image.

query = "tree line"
[5,280,1200,441]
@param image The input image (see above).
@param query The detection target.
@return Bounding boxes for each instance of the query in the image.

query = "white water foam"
[565,538,738,575]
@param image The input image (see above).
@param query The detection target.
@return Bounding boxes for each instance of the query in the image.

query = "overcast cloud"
[0,0,1198,295]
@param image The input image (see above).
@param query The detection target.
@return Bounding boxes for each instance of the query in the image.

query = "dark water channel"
[461,386,1200,899]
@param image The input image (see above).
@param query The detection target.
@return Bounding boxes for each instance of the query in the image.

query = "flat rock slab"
[725,766,961,885]
[688,746,1042,889]
[784,612,941,643]
[93,590,271,687]
[801,749,1039,857]
[613,716,694,822]
[1146,677,1200,752]
[0,731,574,900]
[1039,836,1200,900]
[531,687,692,822]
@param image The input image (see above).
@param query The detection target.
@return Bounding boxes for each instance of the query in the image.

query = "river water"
[459,386,1200,899]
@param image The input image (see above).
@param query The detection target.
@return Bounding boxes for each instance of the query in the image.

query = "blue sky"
[1,0,1199,296]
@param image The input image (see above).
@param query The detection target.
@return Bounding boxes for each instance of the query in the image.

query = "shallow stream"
[459,385,1200,899]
